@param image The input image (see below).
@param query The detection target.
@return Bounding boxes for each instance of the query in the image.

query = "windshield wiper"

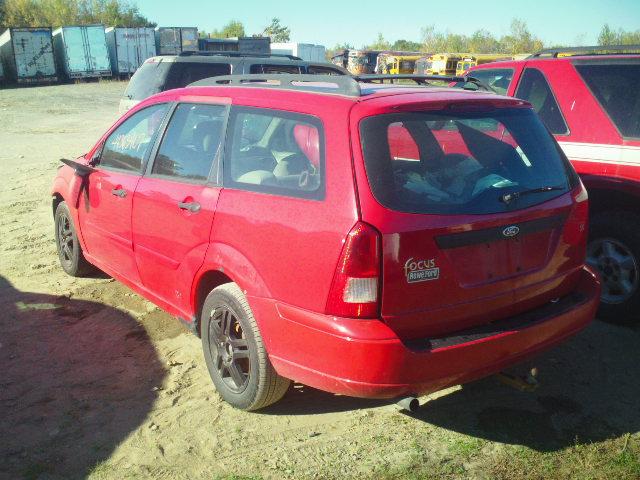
[500,185,565,204]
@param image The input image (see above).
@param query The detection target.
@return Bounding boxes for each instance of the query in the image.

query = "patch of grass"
[487,435,640,480]
[22,462,49,480]
[447,435,485,459]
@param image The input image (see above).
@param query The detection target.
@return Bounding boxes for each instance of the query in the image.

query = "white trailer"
[53,25,111,79]
[270,42,327,62]
[0,28,58,84]
[105,27,156,75]
[155,27,198,55]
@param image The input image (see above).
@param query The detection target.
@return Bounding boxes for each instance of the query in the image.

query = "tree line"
[1,1,638,54]
[332,20,640,56]
[0,0,154,28]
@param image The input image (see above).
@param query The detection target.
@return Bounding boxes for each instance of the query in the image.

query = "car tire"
[54,201,94,277]
[587,211,640,325]
[201,283,291,410]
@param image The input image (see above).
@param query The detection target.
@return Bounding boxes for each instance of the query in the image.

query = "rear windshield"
[360,108,575,215]
[124,62,172,101]
[575,62,640,138]
[124,61,232,101]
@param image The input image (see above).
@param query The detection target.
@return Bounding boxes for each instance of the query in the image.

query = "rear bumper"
[252,266,600,399]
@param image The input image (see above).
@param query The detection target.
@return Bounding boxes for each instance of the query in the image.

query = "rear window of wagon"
[359,108,576,215]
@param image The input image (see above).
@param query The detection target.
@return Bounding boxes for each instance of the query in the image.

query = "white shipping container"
[0,27,58,83]
[53,25,111,78]
[270,42,327,62]
[106,27,156,75]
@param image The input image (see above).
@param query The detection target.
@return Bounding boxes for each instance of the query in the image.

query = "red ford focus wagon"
[52,74,600,410]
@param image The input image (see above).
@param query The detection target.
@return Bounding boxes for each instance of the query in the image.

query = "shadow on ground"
[406,319,640,451]
[0,275,165,479]
[267,319,640,452]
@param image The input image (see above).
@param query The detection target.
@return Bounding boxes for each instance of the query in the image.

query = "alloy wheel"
[208,307,251,393]
[587,237,639,304]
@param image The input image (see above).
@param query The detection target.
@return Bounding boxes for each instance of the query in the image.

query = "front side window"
[151,103,227,182]
[100,104,168,172]
[467,68,514,96]
[249,64,302,74]
[515,68,568,135]
[575,62,640,138]
[224,107,324,199]
[360,108,576,215]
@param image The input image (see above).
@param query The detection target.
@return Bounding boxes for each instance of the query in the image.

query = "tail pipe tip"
[396,396,420,412]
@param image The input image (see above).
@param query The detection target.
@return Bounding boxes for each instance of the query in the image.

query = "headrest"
[293,124,320,168]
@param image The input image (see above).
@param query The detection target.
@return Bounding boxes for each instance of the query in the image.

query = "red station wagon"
[52,74,600,410]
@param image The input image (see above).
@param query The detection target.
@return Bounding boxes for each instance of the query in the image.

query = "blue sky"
[136,0,640,47]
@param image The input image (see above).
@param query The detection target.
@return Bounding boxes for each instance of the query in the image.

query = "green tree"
[598,24,617,45]
[209,19,245,38]
[3,0,154,27]
[391,39,422,52]
[500,18,543,54]
[366,32,390,50]
[262,17,290,42]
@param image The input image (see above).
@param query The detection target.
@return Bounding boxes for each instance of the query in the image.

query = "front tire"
[201,283,290,410]
[54,201,94,277]
[587,212,640,324]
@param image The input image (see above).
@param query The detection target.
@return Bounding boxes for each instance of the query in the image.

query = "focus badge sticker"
[404,258,440,283]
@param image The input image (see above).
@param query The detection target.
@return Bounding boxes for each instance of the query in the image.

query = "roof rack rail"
[356,74,495,92]
[528,44,640,58]
[187,73,496,96]
[177,51,302,60]
[189,74,363,96]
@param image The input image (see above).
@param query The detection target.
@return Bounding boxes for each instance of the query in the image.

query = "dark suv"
[120,52,348,113]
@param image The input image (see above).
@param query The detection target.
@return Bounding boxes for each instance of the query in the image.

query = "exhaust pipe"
[396,396,420,412]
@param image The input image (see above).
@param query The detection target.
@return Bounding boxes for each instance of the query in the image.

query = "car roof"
[147,55,316,67]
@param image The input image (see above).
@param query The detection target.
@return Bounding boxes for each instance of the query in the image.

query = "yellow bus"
[376,53,423,74]
[414,54,461,76]
[456,54,514,76]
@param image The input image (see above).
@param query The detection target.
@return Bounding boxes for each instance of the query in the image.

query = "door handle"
[111,188,127,198]
[178,201,201,213]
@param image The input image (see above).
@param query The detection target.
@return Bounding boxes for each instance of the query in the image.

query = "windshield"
[359,108,576,215]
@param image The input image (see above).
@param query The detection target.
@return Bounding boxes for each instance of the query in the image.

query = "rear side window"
[224,107,324,199]
[515,68,568,135]
[165,62,232,89]
[100,104,168,172]
[151,104,227,182]
[360,109,574,215]
[575,62,640,138]
[249,64,303,74]
[467,68,513,95]
[124,62,171,101]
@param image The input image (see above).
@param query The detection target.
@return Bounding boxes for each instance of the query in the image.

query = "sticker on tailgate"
[404,258,440,283]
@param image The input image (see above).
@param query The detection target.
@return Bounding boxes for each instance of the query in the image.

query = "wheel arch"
[191,244,272,337]
[581,175,640,216]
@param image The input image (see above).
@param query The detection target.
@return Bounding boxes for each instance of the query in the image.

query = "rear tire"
[54,201,94,277]
[201,283,290,410]
[587,212,640,325]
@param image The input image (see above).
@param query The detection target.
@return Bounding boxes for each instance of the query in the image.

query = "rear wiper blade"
[500,186,564,204]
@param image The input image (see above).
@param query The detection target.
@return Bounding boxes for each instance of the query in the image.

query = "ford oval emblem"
[503,225,520,238]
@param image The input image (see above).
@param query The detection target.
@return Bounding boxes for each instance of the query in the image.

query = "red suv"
[467,47,640,323]
[52,74,599,410]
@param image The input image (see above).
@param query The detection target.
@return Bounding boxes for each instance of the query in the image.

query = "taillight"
[564,180,589,252]
[325,222,381,319]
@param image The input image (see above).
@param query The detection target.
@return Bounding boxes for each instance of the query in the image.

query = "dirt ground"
[1,81,639,480]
